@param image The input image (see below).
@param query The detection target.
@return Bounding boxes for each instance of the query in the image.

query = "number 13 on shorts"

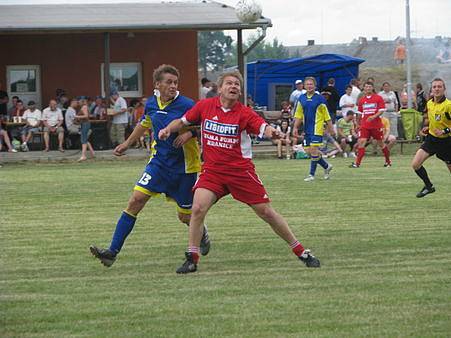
[138,173,152,185]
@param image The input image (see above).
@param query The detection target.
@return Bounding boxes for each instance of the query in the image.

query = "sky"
[1,0,451,46]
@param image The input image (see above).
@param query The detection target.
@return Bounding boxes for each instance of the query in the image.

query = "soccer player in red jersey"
[159,70,321,273]
[350,81,392,168]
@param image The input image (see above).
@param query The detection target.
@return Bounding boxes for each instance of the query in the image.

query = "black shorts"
[420,135,451,164]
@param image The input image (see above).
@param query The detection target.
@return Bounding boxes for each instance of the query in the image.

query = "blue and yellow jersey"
[140,93,201,174]
[294,93,331,136]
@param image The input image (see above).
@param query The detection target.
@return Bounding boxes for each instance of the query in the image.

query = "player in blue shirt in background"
[293,77,335,182]
[90,64,210,267]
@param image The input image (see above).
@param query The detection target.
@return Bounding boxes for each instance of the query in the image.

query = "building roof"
[0,1,272,33]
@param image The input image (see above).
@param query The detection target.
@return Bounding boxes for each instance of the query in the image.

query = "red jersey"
[358,94,385,129]
[183,97,266,171]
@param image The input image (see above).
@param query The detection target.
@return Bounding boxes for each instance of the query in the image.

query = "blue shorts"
[134,162,197,214]
[303,134,323,148]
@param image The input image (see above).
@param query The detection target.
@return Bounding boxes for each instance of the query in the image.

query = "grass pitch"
[1,155,450,337]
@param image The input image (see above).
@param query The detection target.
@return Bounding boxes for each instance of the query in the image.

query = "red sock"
[290,240,305,257]
[356,147,365,165]
[382,146,391,164]
[188,246,200,263]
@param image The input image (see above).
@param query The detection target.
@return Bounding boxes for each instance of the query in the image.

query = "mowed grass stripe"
[1,156,450,337]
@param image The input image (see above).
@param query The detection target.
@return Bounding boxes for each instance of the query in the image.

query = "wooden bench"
[256,110,283,125]
[397,138,422,154]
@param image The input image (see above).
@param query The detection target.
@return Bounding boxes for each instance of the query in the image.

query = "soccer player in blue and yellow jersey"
[293,77,335,182]
[90,64,210,267]
[411,78,451,198]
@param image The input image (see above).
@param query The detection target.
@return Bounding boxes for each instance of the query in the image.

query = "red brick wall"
[0,31,199,106]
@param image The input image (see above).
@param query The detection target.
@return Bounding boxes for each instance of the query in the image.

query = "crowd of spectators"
[0,87,153,158]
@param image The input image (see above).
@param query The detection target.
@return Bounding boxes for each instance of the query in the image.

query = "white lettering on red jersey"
[358,94,385,129]
[182,97,266,171]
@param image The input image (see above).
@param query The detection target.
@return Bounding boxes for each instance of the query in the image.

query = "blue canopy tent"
[246,54,365,110]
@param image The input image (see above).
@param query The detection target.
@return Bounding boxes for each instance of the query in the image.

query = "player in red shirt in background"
[350,81,392,168]
[159,70,320,273]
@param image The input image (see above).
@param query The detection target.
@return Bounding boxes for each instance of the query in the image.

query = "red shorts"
[359,127,383,140]
[194,167,270,205]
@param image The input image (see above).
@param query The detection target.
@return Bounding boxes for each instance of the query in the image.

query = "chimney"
[358,36,367,45]
[372,37,378,42]
[307,39,315,46]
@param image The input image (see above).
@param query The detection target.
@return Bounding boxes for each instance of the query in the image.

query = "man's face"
[364,84,374,95]
[431,80,445,98]
[29,104,35,111]
[296,83,303,90]
[219,76,241,101]
[95,98,102,105]
[304,79,315,93]
[383,83,391,92]
[16,102,23,110]
[345,114,354,121]
[346,87,352,95]
[49,100,57,110]
[156,73,178,100]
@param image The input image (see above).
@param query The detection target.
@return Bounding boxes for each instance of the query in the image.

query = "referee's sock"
[415,166,433,188]
[109,210,137,255]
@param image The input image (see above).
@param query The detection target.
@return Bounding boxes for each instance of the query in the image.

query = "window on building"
[101,62,142,97]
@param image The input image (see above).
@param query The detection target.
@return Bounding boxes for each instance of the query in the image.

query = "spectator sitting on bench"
[42,99,65,152]
[66,98,80,136]
[20,100,42,152]
[337,110,358,157]
[275,119,292,159]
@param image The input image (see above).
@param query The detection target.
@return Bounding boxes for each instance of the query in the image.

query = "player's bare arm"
[292,118,302,137]
[173,129,197,148]
[159,118,185,140]
[264,124,285,140]
[326,120,336,136]
[367,108,385,121]
[114,124,147,156]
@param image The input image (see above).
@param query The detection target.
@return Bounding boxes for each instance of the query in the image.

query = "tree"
[198,31,233,76]
[225,35,289,68]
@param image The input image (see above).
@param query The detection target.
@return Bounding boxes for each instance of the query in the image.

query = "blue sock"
[318,156,329,169]
[310,156,319,176]
[109,211,137,254]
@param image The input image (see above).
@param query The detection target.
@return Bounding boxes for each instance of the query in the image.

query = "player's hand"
[158,128,170,140]
[173,131,191,148]
[271,129,285,140]
[419,126,429,136]
[113,143,128,156]
[433,128,444,136]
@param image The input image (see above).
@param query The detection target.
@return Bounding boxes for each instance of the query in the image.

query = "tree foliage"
[198,31,233,76]
[225,35,289,68]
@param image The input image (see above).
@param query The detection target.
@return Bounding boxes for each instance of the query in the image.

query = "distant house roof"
[0,1,272,33]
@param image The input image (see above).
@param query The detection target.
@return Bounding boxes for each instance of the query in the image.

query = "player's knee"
[128,194,147,213]
[191,202,208,218]
[254,204,276,220]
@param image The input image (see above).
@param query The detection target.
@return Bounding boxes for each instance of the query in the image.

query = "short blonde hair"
[304,76,316,86]
[217,70,244,89]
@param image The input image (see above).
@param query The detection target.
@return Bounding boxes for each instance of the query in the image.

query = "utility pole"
[405,0,413,109]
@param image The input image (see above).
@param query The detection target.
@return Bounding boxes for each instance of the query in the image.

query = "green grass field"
[1,155,450,337]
